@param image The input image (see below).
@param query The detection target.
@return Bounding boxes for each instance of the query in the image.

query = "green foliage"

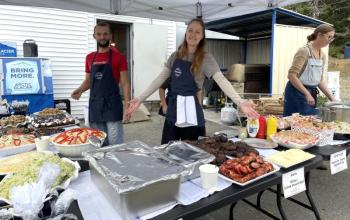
[316,95,328,107]
[286,0,350,58]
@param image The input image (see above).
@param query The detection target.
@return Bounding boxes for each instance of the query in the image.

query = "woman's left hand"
[239,100,260,118]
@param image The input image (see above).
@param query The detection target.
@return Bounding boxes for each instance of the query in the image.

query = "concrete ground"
[123,109,350,220]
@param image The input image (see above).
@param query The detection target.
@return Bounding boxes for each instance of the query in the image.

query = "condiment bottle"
[256,115,266,139]
[266,115,277,141]
[247,118,259,138]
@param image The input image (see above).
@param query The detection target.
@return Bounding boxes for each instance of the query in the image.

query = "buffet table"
[1,110,350,220]
[70,149,324,220]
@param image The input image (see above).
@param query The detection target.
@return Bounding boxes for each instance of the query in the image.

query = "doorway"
[96,19,131,98]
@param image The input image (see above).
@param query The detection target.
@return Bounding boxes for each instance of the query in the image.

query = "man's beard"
[97,40,109,48]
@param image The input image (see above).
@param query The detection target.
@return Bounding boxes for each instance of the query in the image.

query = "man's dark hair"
[94,22,112,34]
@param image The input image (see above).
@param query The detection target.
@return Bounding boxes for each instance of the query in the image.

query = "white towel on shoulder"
[175,95,198,127]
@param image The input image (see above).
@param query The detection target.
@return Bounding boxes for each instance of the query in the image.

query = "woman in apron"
[284,24,336,117]
[126,18,259,144]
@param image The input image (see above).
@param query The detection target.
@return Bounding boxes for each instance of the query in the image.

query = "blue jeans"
[89,121,124,146]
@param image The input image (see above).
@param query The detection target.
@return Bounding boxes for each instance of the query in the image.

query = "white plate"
[219,162,280,186]
[270,135,317,150]
[0,154,80,204]
[243,138,278,149]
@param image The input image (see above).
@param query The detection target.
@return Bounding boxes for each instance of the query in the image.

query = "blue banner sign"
[0,42,17,57]
[2,58,43,95]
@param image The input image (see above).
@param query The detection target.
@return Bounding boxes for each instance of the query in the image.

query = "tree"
[286,0,350,57]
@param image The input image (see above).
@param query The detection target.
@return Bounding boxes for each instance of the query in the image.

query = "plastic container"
[266,115,277,141]
[238,127,248,140]
[344,42,350,59]
[247,118,259,138]
[199,164,219,190]
[35,136,50,151]
[221,103,237,124]
[256,115,266,139]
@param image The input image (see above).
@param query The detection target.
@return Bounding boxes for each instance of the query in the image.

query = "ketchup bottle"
[256,115,266,139]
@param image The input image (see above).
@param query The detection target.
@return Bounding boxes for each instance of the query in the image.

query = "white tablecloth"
[68,171,232,220]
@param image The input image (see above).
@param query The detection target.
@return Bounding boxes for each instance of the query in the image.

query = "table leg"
[277,184,287,220]
[305,172,321,220]
[229,202,238,220]
[257,190,266,208]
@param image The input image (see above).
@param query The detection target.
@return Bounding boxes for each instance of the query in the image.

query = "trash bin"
[345,42,350,59]
[23,39,38,57]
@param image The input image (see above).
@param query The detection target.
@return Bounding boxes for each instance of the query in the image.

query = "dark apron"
[283,81,318,116]
[161,58,205,144]
[88,49,123,122]
[165,59,205,127]
[158,79,171,117]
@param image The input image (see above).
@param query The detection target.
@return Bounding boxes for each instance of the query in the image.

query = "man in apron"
[71,22,130,145]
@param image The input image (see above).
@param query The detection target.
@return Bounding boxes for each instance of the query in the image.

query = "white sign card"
[282,167,306,198]
[330,150,348,175]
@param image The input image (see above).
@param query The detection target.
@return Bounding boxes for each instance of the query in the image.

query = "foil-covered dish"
[83,140,189,193]
[154,141,215,180]
[83,140,189,219]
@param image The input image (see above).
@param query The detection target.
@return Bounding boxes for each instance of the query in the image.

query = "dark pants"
[161,119,206,144]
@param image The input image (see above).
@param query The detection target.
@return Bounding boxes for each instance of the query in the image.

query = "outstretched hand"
[239,100,259,118]
[125,99,141,119]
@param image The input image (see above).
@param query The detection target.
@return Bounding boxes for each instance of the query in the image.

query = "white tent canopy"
[0,0,309,22]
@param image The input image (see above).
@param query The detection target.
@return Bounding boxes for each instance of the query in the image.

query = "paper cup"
[35,136,50,151]
[199,164,219,191]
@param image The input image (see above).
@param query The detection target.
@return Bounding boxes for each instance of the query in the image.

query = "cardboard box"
[226,64,270,82]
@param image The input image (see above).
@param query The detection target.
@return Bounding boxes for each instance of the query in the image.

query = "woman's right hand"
[306,93,315,106]
[126,99,141,117]
[239,100,260,119]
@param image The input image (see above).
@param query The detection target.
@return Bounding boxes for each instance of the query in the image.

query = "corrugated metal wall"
[206,39,244,69]
[0,5,177,118]
[0,5,89,117]
[272,24,328,95]
[246,39,271,64]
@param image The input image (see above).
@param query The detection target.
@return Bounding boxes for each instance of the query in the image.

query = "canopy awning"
[0,0,309,22]
[205,7,325,38]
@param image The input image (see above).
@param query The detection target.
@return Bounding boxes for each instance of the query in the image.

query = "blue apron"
[165,59,205,127]
[283,82,318,116]
[283,46,322,117]
[88,49,123,122]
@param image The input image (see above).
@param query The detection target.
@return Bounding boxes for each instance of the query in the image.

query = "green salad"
[0,153,76,200]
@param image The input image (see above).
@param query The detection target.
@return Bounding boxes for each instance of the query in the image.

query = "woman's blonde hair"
[177,18,206,79]
[307,24,335,42]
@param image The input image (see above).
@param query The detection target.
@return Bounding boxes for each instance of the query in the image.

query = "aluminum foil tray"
[154,141,215,181]
[84,140,188,193]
